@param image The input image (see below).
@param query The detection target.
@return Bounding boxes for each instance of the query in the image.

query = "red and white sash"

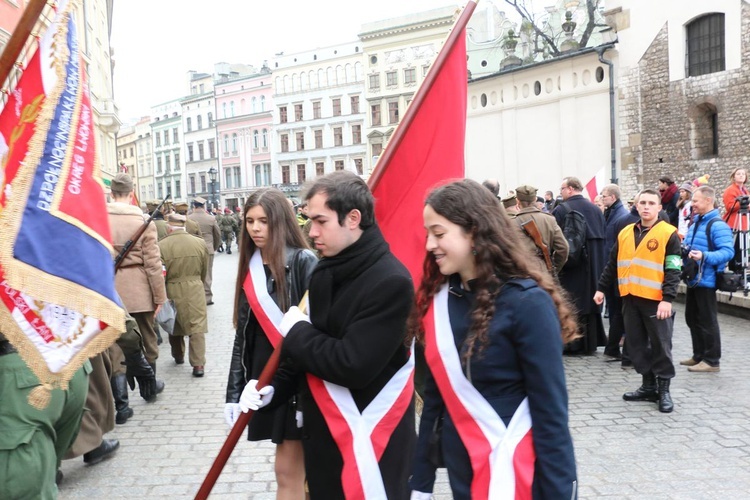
[244,249,414,498]
[306,299,415,500]
[242,249,284,348]
[423,284,536,500]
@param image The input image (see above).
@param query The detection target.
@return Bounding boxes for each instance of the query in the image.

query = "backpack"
[560,206,589,268]
[705,218,743,293]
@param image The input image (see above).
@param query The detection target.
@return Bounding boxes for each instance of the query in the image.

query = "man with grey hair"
[681,186,734,372]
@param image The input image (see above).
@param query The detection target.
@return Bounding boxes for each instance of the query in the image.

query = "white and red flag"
[0,0,124,408]
[585,167,607,201]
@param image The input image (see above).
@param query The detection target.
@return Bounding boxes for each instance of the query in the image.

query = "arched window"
[252,97,257,113]
[207,112,213,127]
[262,129,268,148]
[196,115,203,130]
[232,133,238,152]
[223,134,229,152]
[318,69,325,87]
[689,102,719,159]
[253,130,259,149]
[686,14,725,77]
[222,102,227,118]
[230,101,235,117]
[260,95,266,111]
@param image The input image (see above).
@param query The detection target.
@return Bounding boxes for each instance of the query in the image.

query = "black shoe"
[657,378,674,413]
[174,357,185,365]
[206,301,214,306]
[83,439,120,465]
[227,248,232,254]
[115,407,134,425]
[192,366,204,377]
[623,373,658,402]
[56,469,63,485]
[604,349,622,361]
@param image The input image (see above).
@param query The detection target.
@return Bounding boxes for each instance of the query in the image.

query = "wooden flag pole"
[367,0,478,192]
[0,0,48,91]
[195,292,308,499]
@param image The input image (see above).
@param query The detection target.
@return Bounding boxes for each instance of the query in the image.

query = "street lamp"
[208,167,217,211]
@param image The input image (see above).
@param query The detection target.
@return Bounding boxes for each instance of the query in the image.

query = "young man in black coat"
[240,171,416,499]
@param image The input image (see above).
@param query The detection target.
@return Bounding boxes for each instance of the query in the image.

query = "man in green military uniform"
[510,184,569,275]
[0,333,89,499]
[174,202,202,238]
[160,213,209,377]
[232,206,242,245]
[147,199,171,241]
[219,207,236,254]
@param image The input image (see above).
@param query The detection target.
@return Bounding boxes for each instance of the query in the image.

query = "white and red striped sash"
[307,346,415,499]
[423,285,536,500]
[242,249,285,348]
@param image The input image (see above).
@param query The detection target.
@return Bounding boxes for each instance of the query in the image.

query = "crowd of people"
[1,166,747,499]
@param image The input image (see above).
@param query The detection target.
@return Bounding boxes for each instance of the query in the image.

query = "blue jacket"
[604,199,631,257]
[410,275,577,499]
[683,209,734,288]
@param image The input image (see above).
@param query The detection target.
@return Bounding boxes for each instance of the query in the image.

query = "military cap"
[501,194,517,208]
[174,202,189,215]
[111,173,133,193]
[166,213,186,227]
[515,184,538,202]
[193,196,207,206]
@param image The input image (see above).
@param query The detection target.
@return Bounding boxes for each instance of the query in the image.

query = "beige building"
[272,42,367,196]
[359,5,458,173]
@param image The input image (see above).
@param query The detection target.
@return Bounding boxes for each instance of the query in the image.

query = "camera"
[680,244,691,259]
[736,195,750,211]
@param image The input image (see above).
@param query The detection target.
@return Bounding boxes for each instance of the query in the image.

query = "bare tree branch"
[503,0,561,56]
[579,0,601,48]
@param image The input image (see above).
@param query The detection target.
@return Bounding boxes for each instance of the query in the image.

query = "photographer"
[722,167,749,272]
[682,186,735,373]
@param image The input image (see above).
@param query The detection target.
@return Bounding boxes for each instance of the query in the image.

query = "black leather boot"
[111,374,133,424]
[623,373,658,402]
[148,362,166,397]
[657,377,674,413]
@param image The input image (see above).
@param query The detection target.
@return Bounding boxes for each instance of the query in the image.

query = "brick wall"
[618,3,750,199]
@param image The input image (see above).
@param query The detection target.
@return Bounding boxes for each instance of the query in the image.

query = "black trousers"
[622,295,675,379]
[685,287,722,366]
[604,289,624,355]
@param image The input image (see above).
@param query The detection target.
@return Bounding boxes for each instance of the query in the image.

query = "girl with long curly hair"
[224,188,317,499]
[409,179,578,500]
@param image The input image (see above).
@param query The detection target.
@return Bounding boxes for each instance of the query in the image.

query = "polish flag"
[585,167,607,201]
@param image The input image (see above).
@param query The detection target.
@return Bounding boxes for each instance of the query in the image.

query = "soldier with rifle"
[510,184,569,275]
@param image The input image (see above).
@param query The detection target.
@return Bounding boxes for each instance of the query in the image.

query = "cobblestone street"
[58,250,750,499]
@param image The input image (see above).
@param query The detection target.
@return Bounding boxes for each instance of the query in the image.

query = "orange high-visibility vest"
[617,221,676,301]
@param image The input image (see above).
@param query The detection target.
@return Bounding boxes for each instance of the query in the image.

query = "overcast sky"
[110,0,475,122]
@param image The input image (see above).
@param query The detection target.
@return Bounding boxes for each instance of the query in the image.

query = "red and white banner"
[423,285,536,499]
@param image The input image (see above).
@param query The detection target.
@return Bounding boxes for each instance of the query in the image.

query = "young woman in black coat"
[224,188,317,499]
[409,179,578,499]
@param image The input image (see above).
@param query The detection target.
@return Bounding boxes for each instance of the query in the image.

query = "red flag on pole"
[369,1,477,285]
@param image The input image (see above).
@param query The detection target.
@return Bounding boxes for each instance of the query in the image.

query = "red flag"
[369,2,476,285]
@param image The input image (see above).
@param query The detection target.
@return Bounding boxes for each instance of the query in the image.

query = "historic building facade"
[214,65,274,210]
[607,0,747,196]
[150,99,184,203]
[359,6,457,174]
[271,41,367,197]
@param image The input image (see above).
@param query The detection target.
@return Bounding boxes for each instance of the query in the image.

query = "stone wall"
[618,3,750,199]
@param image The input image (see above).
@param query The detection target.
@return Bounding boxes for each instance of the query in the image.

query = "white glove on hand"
[410,492,433,500]
[224,403,242,428]
[279,306,311,337]
[239,379,275,412]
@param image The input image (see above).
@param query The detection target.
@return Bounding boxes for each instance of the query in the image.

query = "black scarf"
[309,225,390,328]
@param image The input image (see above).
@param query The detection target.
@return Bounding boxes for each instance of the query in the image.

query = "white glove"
[224,403,242,428]
[410,492,433,500]
[279,306,311,337]
[239,379,275,412]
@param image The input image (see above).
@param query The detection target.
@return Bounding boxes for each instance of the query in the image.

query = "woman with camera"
[722,167,748,272]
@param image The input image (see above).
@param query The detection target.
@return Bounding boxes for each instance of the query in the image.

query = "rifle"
[520,218,554,273]
[114,194,171,271]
